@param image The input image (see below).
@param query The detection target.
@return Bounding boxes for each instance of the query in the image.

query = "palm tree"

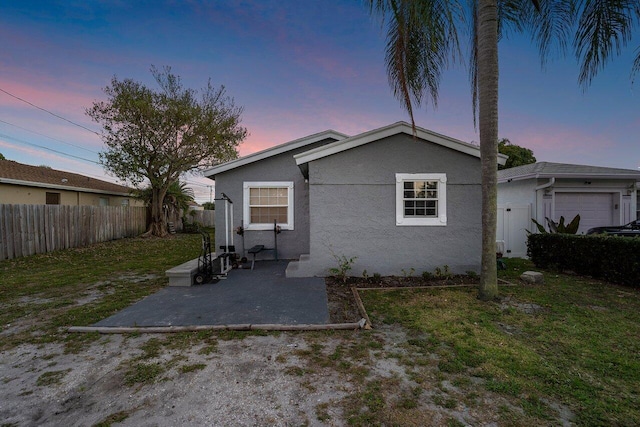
[134,180,195,229]
[368,0,638,300]
[164,181,196,215]
[368,0,513,299]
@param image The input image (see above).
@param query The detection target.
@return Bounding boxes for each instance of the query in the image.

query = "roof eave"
[295,121,503,166]
[497,173,539,183]
[0,178,133,197]
[498,172,640,183]
[203,130,349,178]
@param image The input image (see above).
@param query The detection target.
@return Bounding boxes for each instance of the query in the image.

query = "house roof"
[498,162,640,183]
[203,129,348,178]
[293,122,507,175]
[0,159,134,196]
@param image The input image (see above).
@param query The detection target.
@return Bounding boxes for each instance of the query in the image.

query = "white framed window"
[243,181,294,230]
[396,173,447,226]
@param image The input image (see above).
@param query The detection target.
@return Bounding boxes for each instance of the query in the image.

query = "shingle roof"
[203,129,348,177]
[498,162,640,182]
[0,159,133,195]
[294,122,507,169]
[204,122,508,179]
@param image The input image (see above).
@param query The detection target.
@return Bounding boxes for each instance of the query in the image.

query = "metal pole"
[230,202,234,248]
[241,220,245,256]
[224,199,228,253]
[274,220,278,261]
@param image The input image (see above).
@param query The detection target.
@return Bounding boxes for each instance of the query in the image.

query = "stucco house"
[497,162,640,257]
[204,122,506,277]
[0,159,141,207]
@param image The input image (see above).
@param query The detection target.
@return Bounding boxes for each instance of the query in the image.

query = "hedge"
[527,234,640,287]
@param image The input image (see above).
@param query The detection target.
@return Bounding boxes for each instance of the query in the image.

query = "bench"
[247,245,265,270]
[166,258,200,287]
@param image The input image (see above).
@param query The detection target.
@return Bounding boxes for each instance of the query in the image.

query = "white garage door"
[555,192,615,234]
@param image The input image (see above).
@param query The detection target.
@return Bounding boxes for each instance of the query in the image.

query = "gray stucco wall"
[298,133,483,277]
[211,139,335,260]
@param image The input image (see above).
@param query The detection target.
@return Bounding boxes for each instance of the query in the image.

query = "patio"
[92,261,331,328]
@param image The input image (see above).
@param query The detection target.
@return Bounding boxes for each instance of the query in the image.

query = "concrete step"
[285,254,311,278]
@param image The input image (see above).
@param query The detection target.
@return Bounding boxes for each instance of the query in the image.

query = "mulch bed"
[326,275,481,324]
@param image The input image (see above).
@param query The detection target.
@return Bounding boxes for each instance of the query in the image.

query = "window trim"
[243,181,294,230]
[396,173,447,226]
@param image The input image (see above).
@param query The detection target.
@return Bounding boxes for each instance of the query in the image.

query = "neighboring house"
[0,159,142,207]
[497,162,640,257]
[204,122,506,277]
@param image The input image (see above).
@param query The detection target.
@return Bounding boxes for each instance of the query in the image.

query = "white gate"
[497,204,531,258]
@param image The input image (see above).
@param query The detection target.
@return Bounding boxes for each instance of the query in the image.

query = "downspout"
[535,177,555,191]
[534,177,555,226]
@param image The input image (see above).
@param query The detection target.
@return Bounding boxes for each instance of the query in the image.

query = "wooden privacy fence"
[188,210,215,228]
[0,204,148,260]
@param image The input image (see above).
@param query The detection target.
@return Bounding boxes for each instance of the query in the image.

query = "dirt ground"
[2,274,569,427]
[1,332,355,426]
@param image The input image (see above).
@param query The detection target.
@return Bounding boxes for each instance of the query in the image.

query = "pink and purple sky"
[1,1,639,203]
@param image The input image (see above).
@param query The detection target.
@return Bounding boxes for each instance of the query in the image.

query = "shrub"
[182,219,203,234]
[530,214,580,234]
[527,234,640,287]
[328,254,357,283]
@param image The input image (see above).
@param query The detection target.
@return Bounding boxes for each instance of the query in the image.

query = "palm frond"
[369,0,462,128]
[468,0,479,128]
[133,180,194,212]
[632,46,640,84]
[574,0,638,88]
[499,0,574,67]
[530,0,574,65]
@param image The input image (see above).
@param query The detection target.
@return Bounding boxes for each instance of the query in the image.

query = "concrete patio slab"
[94,261,329,327]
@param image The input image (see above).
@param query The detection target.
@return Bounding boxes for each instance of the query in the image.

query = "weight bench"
[247,245,268,270]
[241,220,281,270]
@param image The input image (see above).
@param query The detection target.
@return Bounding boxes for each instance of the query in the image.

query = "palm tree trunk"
[477,0,499,300]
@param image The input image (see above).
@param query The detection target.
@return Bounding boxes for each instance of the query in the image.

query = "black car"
[586,219,640,237]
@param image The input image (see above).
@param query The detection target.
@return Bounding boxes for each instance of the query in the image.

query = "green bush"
[527,234,640,287]
[182,219,203,234]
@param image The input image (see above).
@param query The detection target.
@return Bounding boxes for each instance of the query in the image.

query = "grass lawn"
[2,235,639,426]
[360,258,640,426]
[0,233,203,351]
